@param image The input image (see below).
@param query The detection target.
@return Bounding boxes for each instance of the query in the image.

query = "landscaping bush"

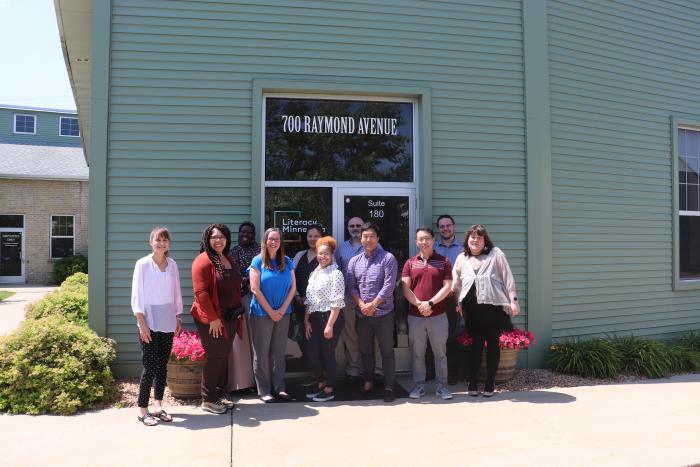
[666,344,700,373]
[26,290,88,326]
[60,272,88,294]
[52,254,88,284]
[678,331,700,352]
[613,336,671,379]
[548,338,623,379]
[0,315,116,415]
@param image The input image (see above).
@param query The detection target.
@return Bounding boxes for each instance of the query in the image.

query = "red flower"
[457,327,536,350]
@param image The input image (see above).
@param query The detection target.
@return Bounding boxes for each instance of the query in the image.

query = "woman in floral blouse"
[303,236,346,402]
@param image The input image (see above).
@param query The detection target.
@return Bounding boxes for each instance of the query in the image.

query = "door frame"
[0,227,26,284]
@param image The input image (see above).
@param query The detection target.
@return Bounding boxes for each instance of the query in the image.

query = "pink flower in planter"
[171,330,206,361]
[458,327,536,350]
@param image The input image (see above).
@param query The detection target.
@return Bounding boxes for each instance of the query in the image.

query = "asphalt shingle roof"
[0,143,88,180]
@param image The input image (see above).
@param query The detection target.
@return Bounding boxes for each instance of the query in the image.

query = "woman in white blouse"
[303,236,345,402]
[131,226,183,426]
[452,224,520,398]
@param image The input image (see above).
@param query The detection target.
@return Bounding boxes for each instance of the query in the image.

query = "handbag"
[222,305,244,322]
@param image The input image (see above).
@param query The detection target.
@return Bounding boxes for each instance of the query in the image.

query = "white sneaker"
[436,386,453,400]
[409,385,426,399]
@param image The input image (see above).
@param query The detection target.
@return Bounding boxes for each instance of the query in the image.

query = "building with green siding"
[55,0,700,376]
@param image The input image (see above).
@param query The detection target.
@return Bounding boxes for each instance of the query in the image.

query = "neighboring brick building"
[0,105,88,284]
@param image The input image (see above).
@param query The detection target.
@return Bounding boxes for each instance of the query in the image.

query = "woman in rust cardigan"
[191,223,242,414]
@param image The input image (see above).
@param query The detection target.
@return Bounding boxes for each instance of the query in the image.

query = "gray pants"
[336,300,362,376]
[356,312,395,389]
[408,313,448,386]
[251,314,290,397]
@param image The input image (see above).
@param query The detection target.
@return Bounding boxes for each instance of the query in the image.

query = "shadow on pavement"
[158,410,234,431]
[233,402,319,427]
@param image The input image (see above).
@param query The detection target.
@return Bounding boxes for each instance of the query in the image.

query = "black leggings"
[463,286,512,390]
[138,331,174,408]
[306,311,345,388]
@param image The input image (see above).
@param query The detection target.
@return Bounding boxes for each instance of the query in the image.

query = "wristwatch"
[428,300,434,308]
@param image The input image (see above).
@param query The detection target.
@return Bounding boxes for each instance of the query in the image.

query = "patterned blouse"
[232,242,260,295]
[304,263,345,313]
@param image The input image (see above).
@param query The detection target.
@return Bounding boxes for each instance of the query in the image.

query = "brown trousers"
[194,317,237,402]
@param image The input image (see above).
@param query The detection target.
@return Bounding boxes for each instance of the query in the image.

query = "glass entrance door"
[337,189,415,370]
[0,230,24,283]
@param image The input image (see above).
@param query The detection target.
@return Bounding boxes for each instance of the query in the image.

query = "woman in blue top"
[249,227,297,402]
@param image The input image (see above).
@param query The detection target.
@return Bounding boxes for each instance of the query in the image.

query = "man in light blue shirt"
[433,214,464,385]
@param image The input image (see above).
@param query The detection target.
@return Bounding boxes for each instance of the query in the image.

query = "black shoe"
[312,390,335,402]
[274,391,293,402]
[383,388,395,402]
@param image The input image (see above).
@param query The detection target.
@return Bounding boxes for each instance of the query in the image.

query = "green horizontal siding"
[106,0,527,370]
[0,108,81,146]
[549,0,700,340]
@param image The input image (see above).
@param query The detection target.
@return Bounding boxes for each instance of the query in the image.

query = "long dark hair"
[462,224,495,257]
[303,224,324,249]
[200,223,232,273]
[261,228,286,272]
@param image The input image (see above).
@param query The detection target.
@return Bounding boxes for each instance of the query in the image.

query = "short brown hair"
[462,224,495,257]
[315,236,337,254]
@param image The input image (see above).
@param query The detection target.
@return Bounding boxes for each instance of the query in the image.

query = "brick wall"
[0,178,88,283]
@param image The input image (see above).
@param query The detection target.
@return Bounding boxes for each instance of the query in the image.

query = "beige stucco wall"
[0,178,88,283]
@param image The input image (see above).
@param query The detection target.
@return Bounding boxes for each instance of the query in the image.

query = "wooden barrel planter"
[477,348,519,383]
[166,359,204,399]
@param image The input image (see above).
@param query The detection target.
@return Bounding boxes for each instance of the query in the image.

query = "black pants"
[356,312,395,389]
[195,318,237,402]
[138,331,174,408]
[306,311,345,388]
[463,286,512,390]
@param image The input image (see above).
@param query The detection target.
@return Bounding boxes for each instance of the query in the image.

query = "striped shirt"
[346,246,398,317]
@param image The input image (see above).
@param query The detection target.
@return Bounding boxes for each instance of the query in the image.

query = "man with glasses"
[347,222,398,402]
[335,217,365,381]
[434,214,465,385]
[402,227,453,400]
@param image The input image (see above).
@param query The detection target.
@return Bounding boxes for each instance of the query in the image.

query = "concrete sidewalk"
[1,374,699,467]
[0,284,57,335]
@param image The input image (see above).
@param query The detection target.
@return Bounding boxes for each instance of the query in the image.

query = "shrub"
[678,331,700,352]
[61,272,88,290]
[0,315,116,415]
[666,345,700,373]
[548,338,623,379]
[613,336,671,379]
[26,290,88,326]
[52,254,88,285]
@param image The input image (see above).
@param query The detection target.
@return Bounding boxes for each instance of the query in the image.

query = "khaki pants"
[335,301,362,376]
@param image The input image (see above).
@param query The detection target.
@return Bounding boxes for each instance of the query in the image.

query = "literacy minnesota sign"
[265,97,413,182]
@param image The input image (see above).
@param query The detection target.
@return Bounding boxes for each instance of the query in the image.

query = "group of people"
[129,215,519,425]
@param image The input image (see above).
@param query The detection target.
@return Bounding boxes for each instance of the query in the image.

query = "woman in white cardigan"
[131,226,183,426]
[452,224,519,398]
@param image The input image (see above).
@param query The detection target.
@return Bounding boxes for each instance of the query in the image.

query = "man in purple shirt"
[347,222,398,402]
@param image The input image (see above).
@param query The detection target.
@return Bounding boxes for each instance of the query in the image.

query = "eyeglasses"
[348,224,362,228]
[267,237,280,243]
[210,235,226,240]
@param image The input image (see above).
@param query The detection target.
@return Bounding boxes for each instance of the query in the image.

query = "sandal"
[153,409,173,422]
[137,413,159,426]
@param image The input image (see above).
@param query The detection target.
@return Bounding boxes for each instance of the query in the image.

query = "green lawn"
[0,290,15,301]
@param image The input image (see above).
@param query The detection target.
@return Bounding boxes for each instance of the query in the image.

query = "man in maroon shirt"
[401,227,453,400]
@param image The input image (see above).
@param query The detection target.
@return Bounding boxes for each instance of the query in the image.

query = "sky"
[0,0,76,110]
